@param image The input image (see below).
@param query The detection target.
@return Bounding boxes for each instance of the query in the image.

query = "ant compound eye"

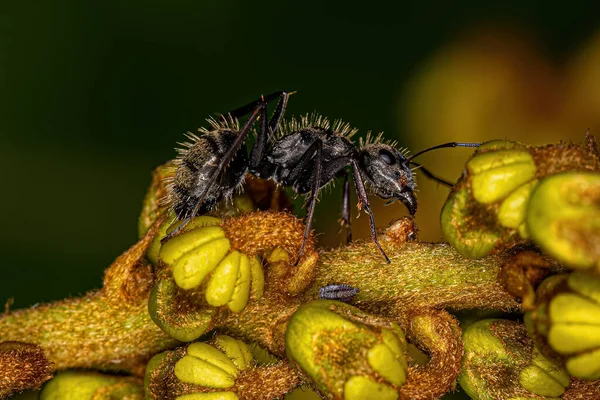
[378,149,396,165]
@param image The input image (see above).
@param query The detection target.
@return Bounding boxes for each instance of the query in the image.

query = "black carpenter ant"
[165,91,478,263]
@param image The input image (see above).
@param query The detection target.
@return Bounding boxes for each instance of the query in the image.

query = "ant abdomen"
[170,128,248,220]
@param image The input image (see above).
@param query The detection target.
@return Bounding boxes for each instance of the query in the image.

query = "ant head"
[358,143,417,215]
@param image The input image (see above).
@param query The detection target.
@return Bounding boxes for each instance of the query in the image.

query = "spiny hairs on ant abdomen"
[166,118,249,219]
[162,91,479,264]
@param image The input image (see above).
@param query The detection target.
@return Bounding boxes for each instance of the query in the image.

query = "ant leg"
[409,161,454,187]
[163,102,265,241]
[408,142,480,161]
[351,159,391,264]
[223,91,291,121]
[249,100,270,170]
[292,141,324,266]
[249,92,290,170]
[338,170,352,243]
[267,92,290,135]
[284,149,353,264]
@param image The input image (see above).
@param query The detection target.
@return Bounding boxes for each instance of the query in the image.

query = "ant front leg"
[338,170,352,243]
[351,159,391,264]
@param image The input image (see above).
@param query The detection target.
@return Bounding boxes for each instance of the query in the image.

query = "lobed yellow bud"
[205,251,242,307]
[169,337,258,398]
[467,149,536,204]
[527,271,600,380]
[286,300,407,398]
[213,335,253,371]
[519,348,570,397]
[40,371,143,400]
[497,180,538,232]
[460,319,568,399]
[548,272,600,379]
[527,172,600,272]
[156,217,265,313]
[161,225,227,264]
[227,254,252,313]
[145,336,258,399]
[441,186,503,258]
[367,343,407,386]
[174,349,237,388]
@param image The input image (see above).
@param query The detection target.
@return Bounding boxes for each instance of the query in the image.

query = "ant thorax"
[251,114,360,193]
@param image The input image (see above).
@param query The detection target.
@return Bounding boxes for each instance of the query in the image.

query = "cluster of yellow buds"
[442,139,600,264]
[526,272,600,380]
[286,300,408,400]
[460,318,570,399]
[147,216,266,342]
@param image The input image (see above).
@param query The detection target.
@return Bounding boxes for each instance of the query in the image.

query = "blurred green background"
[1,0,599,314]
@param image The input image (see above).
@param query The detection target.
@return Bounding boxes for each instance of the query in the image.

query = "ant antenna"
[407,142,480,161]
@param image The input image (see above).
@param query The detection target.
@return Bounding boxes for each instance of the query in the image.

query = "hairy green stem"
[215,237,518,356]
[0,291,178,375]
[0,238,517,370]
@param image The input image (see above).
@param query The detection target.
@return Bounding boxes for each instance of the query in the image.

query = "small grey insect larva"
[318,284,360,303]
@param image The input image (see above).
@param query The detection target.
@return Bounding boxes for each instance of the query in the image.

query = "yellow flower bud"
[460,319,568,399]
[467,149,536,204]
[519,348,570,397]
[146,336,256,400]
[175,344,238,388]
[286,300,407,398]
[227,254,252,313]
[527,272,600,380]
[205,251,242,307]
[161,225,227,265]
[527,172,600,272]
[40,371,143,400]
[172,237,231,290]
[213,335,253,371]
[497,180,538,230]
[441,186,504,258]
